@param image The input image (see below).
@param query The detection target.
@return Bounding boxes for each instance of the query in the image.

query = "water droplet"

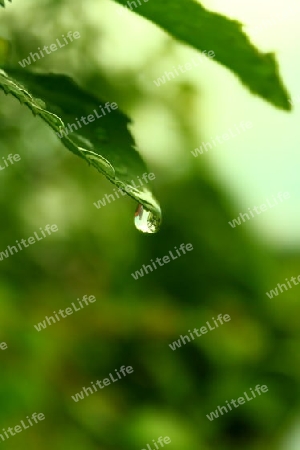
[134,204,161,234]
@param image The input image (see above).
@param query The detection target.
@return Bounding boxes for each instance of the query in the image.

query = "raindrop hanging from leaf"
[134,204,161,234]
[0,68,162,232]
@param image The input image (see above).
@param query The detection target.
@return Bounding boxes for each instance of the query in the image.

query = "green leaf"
[0,0,12,7]
[114,0,291,111]
[0,68,161,232]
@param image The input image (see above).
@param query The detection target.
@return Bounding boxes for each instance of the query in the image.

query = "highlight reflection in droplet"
[134,204,161,234]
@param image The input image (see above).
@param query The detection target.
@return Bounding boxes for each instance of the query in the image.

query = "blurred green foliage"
[0,1,299,450]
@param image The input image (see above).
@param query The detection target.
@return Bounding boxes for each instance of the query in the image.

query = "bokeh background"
[1,0,300,449]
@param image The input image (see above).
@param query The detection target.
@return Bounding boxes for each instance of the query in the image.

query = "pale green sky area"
[197,0,300,250]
